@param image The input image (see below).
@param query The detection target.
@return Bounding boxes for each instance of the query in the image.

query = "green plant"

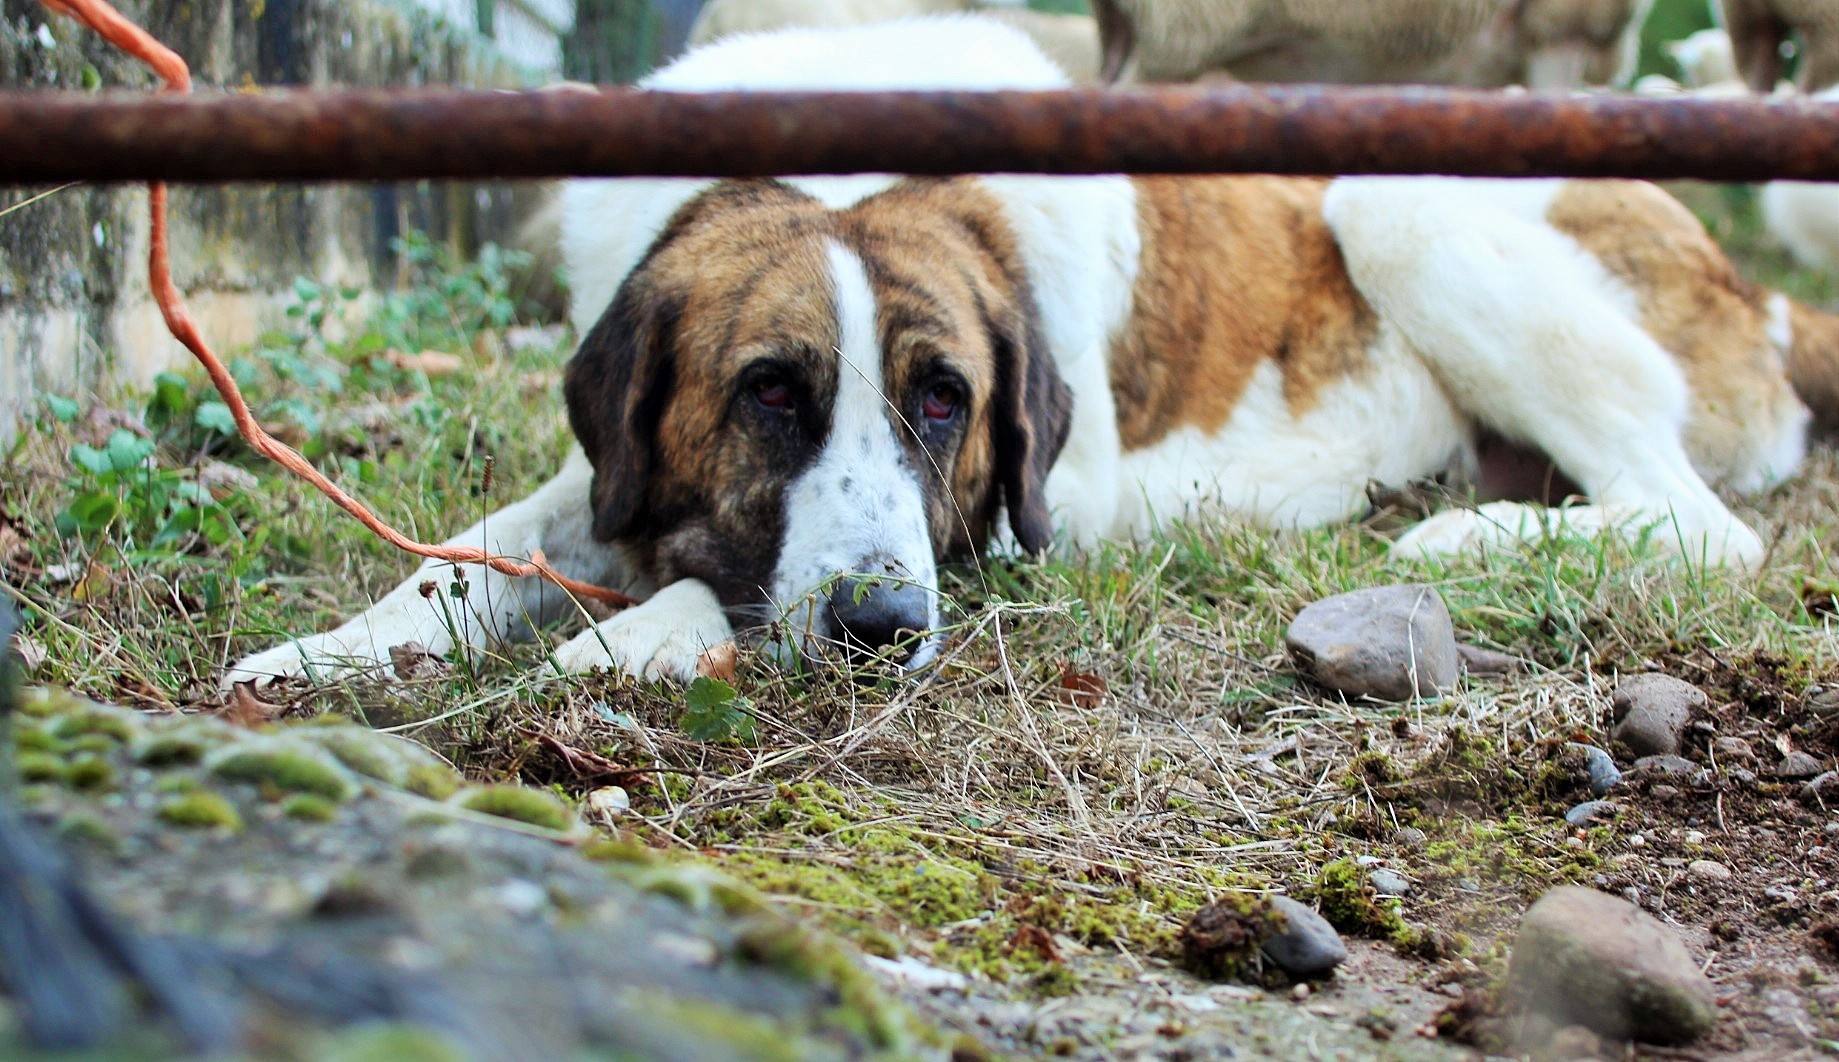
[681,677,756,744]
[55,429,252,557]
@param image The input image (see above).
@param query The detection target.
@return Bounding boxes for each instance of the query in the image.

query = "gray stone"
[1508,886,1719,1045]
[1632,755,1706,783]
[1802,772,1838,804]
[1286,585,1460,702]
[1774,752,1826,780]
[1711,737,1756,763]
[1686,860,1732,883]
[1563,743,1622,797]
[1368,869,1411,897]
[1565,801,1619,827]
[1611,675,1705,758]
[1457,643,1522,676]
[1393,826,1428,847]
[1261,897,1347,979]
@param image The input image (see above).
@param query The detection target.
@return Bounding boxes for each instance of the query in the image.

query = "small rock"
[1775,751,1826,780]
[1508,886,1719,1045]
[1687,860,1732,883]
[1563,743,1622,797]
[1682,830,1705,845]
[1285,585,1460,701]
[1369,869,1411,897]
[585,786,630,819]
[1457,643,1522,676]
[1631,755,1703,780]
[1611,675,1704,758]
[1393,826,1427,847]
[1711,737,1755,763]
[1565,801,1619,827]
[1546,1023,1604,1061]
[1802,772,1838,804]
[1650,784,1683,801]
[1261,896,1348,979]
[1730,767,1758,787]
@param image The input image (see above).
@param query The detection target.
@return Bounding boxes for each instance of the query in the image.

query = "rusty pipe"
[6,86,1839,185]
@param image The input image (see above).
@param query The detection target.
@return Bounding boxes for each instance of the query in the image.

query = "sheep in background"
[689,0,1102,82]
[1091,0,1654,90]
[1718,0,1839,93]
[1668,26,1742,89]
[1762,86,1839,274]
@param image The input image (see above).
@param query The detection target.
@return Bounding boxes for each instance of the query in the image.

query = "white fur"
[232,17,1797,691]
[769,244,942,660]
[1762,94,1839,276]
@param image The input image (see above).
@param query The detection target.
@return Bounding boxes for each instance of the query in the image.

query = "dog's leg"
[1323,178,1765,569]
[549,579,734,682]
[224,448,628,687]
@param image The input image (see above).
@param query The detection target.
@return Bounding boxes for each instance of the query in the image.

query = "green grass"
[3,186,1837,991]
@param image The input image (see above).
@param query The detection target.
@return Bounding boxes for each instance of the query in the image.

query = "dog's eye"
[753,376,794,411]
[922,383,961,422]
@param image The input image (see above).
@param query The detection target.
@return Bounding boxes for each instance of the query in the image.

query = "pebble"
[1711,737,1755,763]
[1564,743,1623,797]
[585,786,630,818]
[1611,675,1704,757]
[1803,772,1838,804]
[1457,643,1522,676]
[1369,869,1411,897]
[1686,860,1732,883]
[1775,752,1826,780]
[1285,585,1460,702]
[1564,800,1619,827]
[1631,755,1705,782]
[1508,886,1719,1045]
[1393,826,1427,847]
[1261,896,1348,979]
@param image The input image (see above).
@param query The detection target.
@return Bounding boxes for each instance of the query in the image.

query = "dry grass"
[4,189,1838,997]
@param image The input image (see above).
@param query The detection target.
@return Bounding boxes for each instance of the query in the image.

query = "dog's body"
[228,17,1839,688]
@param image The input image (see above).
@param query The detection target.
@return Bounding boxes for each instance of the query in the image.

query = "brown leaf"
[525,729,632,782]
[1007,924,1061,963]
[1056,663,1108,709]
[697,642,739,682]
[10,632,46,674]
[1803,579,1838,619]
[385,349,466,377]
[70,561,113,603]
[221,681,285,727]
[389,641,452,682]
[0,503,29,567]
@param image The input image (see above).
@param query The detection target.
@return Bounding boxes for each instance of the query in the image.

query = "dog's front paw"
[551,580,733,683]
[223,632,396,690]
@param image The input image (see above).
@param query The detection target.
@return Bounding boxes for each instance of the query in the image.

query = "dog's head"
[564,179,1072,666]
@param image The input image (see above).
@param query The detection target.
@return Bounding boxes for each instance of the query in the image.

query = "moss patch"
[404,763,461,801]
[211,747,353,801]
[158,791,244,832]
[63,753,116,792]
[282,794,338,823]
[457,786,572,831]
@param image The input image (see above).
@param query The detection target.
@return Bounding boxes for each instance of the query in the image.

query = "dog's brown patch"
[1111,176,1379,452]
[1546,180,1803,484]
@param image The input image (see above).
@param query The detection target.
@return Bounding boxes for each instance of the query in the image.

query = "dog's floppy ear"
[989,283,1072,555]
[1093,0,1138,84]
[564,269,681,543]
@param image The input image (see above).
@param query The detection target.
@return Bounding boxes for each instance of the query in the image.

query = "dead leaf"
[1803,579,1838,619]
[220,681,285,727]
[70,561,112,603]
[389,641,452,682]
[697,642,739,682]
[1007,924,1061,963]
[525,729,631,782]
[1056,662,1108,709]
[197,460,258,497]
[10,632,46,673]
[0,504,28,567]
[385,349,466,377]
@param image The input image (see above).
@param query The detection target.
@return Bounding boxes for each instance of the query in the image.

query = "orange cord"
[39,0,635,610]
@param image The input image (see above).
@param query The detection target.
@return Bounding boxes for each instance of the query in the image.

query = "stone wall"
[0,0,574,441]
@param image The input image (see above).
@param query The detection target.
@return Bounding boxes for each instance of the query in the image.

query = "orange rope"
[39,0,635,609]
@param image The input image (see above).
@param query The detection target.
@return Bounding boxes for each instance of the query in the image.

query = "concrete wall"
[0,0,575,441]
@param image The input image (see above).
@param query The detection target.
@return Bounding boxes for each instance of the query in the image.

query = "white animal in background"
[1762,85,1839,274]
[1090,0,1655,89]
[689,0,1102,82]
[1668,26,1741,89]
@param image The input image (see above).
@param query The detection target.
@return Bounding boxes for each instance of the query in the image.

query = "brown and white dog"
[228,17,1839,687]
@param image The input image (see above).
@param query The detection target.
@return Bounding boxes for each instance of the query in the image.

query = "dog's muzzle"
[824,569,932,666]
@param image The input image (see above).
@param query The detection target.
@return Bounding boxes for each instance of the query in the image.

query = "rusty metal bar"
[5,86,1839,185]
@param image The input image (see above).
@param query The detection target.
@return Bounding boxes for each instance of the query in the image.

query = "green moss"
[15,751,65,783]
[12,724,65,754]
[134,733,211,768]
[306,730,401,784]
[733,919,912,1051]
[155,773,202,794]
[582,835,661,866]
[632,996,807,1062]
[63,753,116,792]
[404,763,460,800]
[65,734,121,756]
[282,794,338,823]
[158,791,243,832]
[1313,858,1409,939]
[456,786,572,831]
[57,812,120,851]
[211,748,353,800]
[49,708,139,745]
[313,1024,465,1062]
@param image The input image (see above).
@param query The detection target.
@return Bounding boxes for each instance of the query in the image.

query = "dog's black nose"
[825,575,930,663]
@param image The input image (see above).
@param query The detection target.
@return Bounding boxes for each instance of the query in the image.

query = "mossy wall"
[0,0,572,442]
